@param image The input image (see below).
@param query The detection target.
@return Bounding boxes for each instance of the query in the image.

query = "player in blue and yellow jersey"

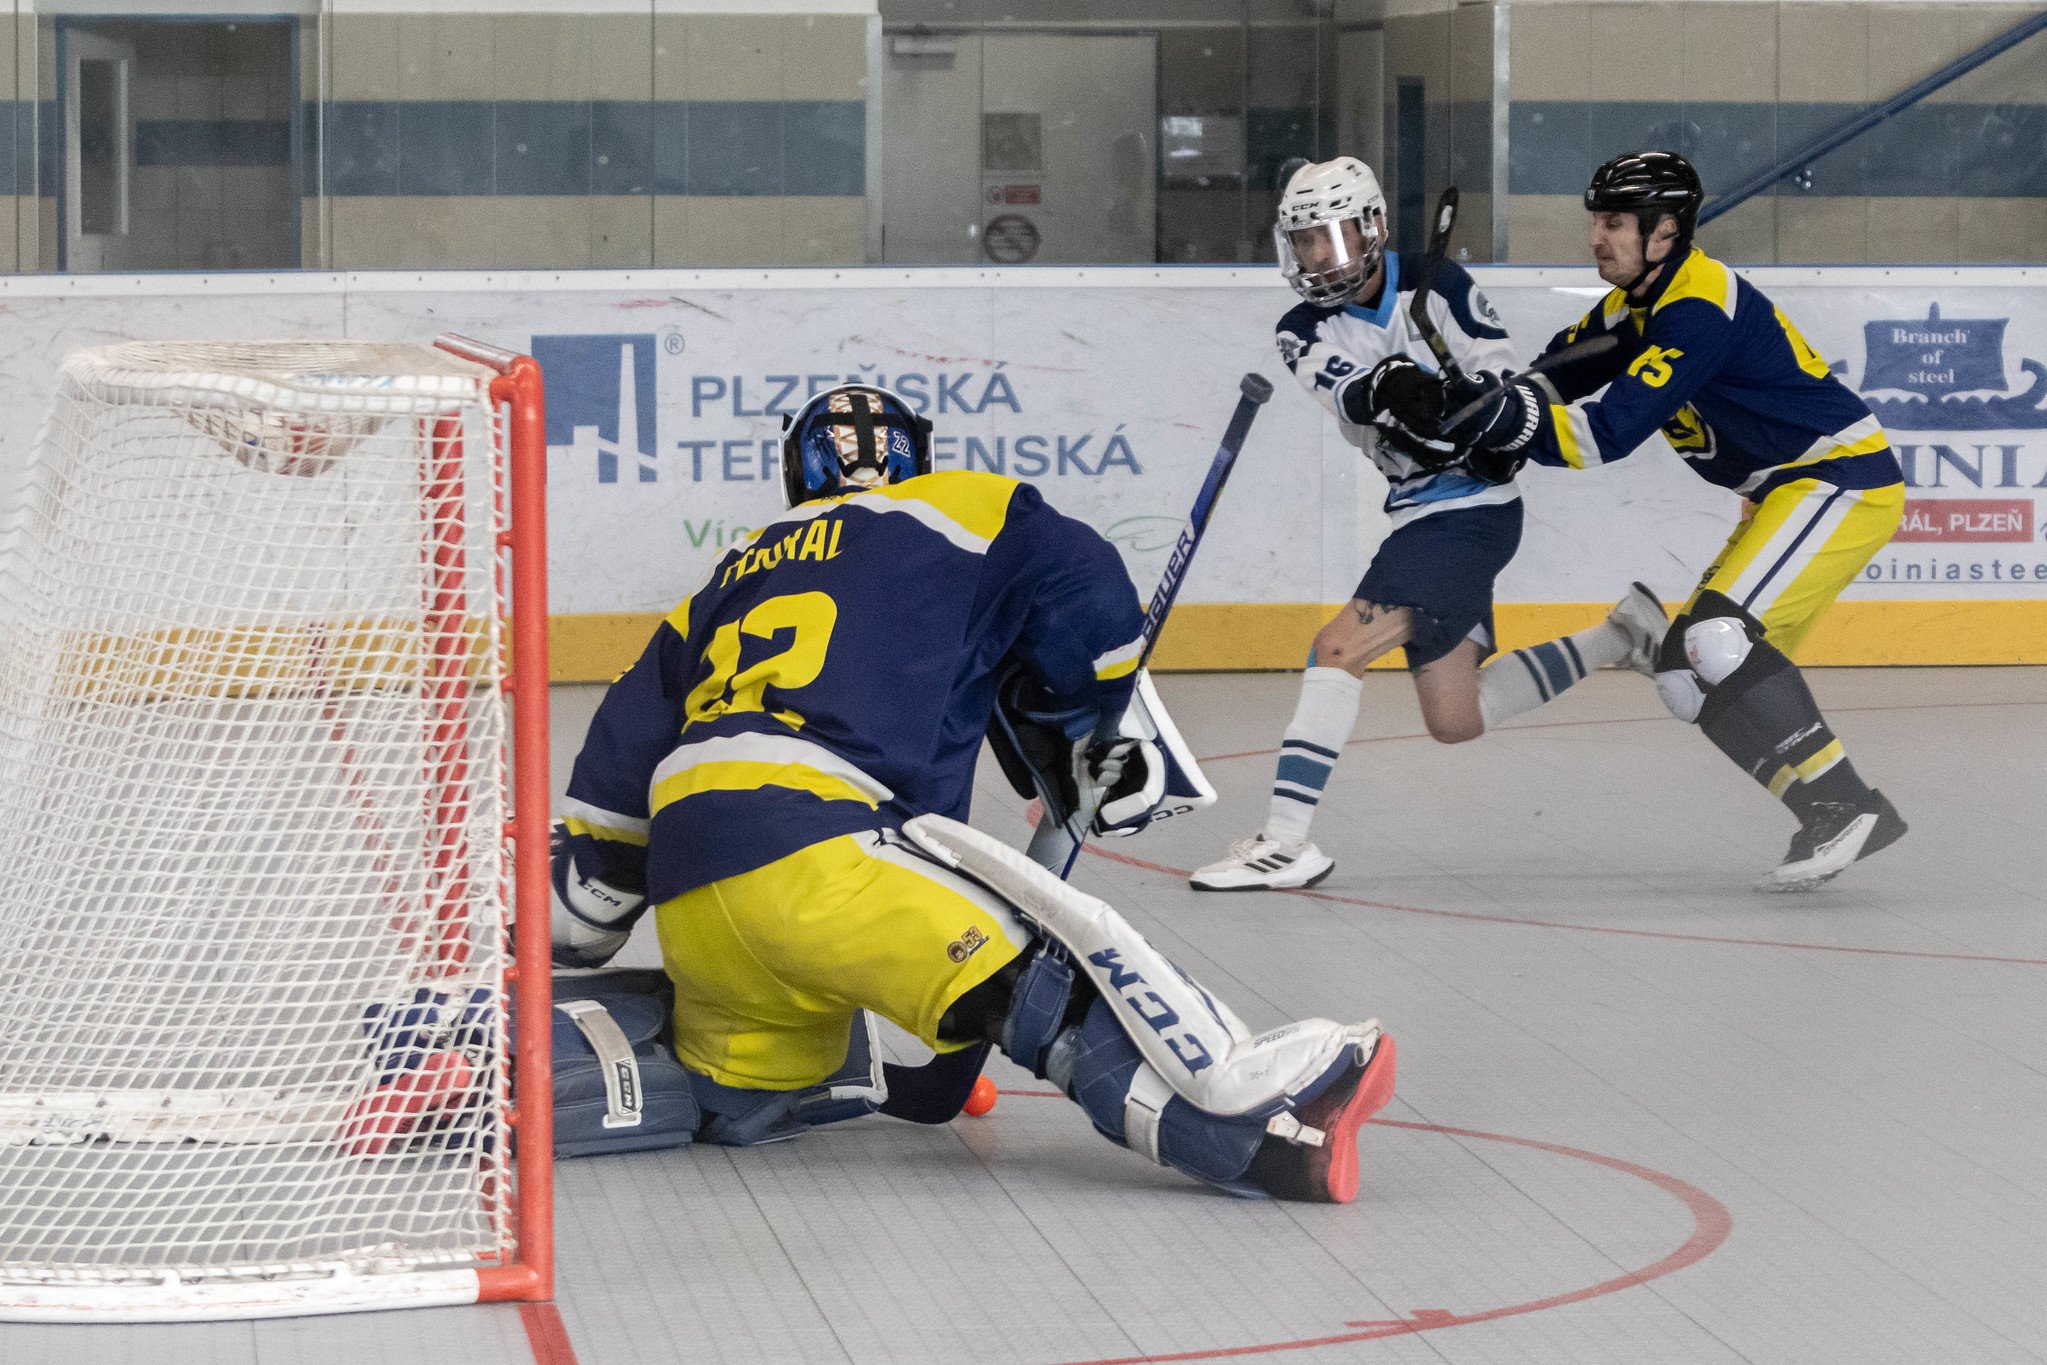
[548,384,1398,1202]
[1437,151,1908,890]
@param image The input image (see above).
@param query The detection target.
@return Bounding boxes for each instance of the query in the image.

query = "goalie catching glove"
[987,667,1215,838]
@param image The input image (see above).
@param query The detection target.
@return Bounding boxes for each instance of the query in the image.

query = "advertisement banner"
[0,267,2041,673]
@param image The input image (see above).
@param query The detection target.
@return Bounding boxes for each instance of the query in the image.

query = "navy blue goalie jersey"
[560,471,1146,902]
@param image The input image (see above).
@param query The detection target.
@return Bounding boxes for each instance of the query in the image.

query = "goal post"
[0,335,552,1321]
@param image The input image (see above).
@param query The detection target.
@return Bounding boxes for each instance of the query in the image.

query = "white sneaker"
[1607,581,1670,676]
[1190,834,1335,892]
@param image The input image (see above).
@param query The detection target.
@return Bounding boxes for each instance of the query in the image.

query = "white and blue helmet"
[780,384,932,506]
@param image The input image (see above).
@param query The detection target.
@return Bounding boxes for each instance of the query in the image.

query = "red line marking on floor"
[519,1300,580,1365]
[1087,841,2047,967]
[984,1094,1734,1365]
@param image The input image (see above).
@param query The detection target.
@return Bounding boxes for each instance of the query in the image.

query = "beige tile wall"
[317,11,866,270]
[1507,1,2047,265]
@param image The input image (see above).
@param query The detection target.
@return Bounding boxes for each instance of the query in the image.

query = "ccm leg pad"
[1048,999,1270,1196]
[551,970,700,1158]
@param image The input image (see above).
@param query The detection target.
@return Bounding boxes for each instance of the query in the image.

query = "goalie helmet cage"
[0,335,553,1322]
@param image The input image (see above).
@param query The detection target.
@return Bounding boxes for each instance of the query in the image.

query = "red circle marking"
[990,1092,1733,1364]
[1093,698,2047,968]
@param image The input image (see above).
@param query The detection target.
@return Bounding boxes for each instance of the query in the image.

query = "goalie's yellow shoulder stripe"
[663,594,693,640]
[863,470,1017,545]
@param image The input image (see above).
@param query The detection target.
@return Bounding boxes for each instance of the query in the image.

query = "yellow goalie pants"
[655,831,1030,1091]
[1685,476,1905,653]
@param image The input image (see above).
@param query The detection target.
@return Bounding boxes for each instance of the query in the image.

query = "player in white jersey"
[1193,158,1668,891]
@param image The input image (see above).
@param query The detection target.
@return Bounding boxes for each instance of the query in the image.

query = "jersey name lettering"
[719,517,844,587]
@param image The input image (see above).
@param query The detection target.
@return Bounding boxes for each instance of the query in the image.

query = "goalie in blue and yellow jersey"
[1431,151,1907,891]
[546,384,1397,1203]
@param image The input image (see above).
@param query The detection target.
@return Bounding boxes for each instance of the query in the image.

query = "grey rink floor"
[7,667,2045,1365]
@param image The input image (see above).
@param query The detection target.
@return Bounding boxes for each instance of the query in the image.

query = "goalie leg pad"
[1046,998,1271,1196]
[905,813,1374,1123]
[550,971,700,1158]
[692,1010,888,1147]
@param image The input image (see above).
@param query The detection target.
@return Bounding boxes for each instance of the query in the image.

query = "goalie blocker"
[987,667,1217,838]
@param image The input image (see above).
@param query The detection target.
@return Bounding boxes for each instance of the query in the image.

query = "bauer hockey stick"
[1026,372,1276,877]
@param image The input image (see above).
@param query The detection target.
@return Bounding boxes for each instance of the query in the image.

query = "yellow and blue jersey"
[561,471,1145,902]
[1528,248,1903,499]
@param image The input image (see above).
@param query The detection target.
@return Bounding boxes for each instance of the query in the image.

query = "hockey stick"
[1436,333,1621,432]
[1025,372,1276,877]
[1406,187,1466,386]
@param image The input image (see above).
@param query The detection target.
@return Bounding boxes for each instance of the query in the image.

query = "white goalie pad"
[905,813,1370,1120]
[1094,670,1218,837]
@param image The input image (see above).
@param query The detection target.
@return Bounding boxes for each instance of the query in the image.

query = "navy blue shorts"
[1353,500,1524,669]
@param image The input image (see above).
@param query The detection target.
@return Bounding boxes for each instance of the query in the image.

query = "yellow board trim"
[548,599,2047,682]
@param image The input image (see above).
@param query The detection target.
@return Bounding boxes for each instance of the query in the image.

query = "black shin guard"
[1689,602,1870,817]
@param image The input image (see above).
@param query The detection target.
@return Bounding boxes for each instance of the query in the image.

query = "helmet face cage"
[780,385,932,506]
[1275,214,1384,307]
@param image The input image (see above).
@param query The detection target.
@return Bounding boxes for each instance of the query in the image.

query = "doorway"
[60,18,298,272]
[882,31,1157,265]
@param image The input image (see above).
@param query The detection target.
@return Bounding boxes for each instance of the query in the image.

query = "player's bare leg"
[1195,588,1667,891]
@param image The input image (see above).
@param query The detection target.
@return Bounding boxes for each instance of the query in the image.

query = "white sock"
[1265,666,1364,844]
[1479,621,1631,729]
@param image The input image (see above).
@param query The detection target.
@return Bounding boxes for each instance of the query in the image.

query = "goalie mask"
[781,384,932,506]
[1274,157,1388,308]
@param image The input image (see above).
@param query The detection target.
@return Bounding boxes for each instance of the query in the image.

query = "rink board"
[0,266,2041,673]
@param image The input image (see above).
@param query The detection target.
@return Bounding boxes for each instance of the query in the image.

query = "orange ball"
[962,1074,998,1117]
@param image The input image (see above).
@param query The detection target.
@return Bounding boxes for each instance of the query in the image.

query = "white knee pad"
[1654,669,1706,724]
[1683,616,1752,685]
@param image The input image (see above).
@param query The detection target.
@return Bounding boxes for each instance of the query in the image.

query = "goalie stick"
[1024,372,1275,877]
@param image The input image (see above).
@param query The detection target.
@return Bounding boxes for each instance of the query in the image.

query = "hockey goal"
[0,336,552,1320]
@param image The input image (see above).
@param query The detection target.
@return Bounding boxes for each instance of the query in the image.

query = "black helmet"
[1585,150,1702,286]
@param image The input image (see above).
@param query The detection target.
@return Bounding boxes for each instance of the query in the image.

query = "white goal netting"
[0,342,522,1311]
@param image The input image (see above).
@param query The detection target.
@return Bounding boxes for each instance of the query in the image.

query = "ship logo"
[1859,304,2047,430]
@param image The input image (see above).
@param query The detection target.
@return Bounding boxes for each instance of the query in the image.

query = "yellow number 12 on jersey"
[684,591,839,729]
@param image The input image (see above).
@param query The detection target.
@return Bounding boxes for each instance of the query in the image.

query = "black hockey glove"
[1354,355,1460,470]
[1439,370,1543,456]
